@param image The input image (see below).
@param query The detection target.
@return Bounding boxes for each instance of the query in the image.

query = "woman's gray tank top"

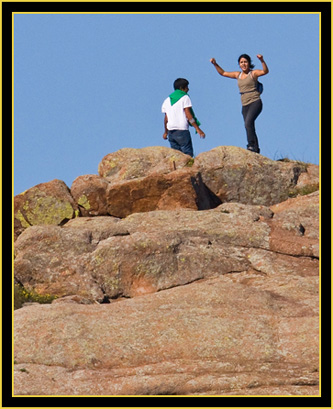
[237,71,261,106]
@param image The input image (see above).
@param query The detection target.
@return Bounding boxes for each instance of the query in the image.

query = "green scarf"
[169,89,201,129]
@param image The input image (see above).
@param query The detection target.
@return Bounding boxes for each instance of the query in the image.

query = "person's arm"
[252,54,269,79]
[163,114,168,140]
[210,58,239,79]
[184,107,205,138]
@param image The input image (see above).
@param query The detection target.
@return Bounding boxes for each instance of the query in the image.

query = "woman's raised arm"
[210,58,239,79]
[252,54,269,78]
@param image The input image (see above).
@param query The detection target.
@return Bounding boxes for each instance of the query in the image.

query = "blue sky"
[14,12,320,195]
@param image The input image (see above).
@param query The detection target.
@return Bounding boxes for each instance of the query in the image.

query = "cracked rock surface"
[13,146,320,396]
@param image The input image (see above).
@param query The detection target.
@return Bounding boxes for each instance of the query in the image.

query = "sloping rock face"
[13,146,320,396]
[14,276,319,396]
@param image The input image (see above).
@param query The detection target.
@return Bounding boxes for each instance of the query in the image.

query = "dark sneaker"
[247,146,260,154]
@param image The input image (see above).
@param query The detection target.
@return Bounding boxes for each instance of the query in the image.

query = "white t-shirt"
[161,95,192,131]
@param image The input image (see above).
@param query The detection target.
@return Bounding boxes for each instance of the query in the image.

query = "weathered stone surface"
[14,224,103,301]
[13,146,320,397]
[105,168,220,218]
[14,275,319,396]
[14,147,319,239]
[71,169,220,218]
[98,146,192,181]
[13,208,261,301]
[269,191,319,257]
[193,146,319,206]
[14,193,318,303]
[70,174,110,217]
[14,216,129,301]
[270,191,319,240]
[292,163,319,194]
[97,146,319,209]
[14,179,77,240]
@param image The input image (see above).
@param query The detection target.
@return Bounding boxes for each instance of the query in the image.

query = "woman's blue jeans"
[241,99,262,153]
[168,130,194,157]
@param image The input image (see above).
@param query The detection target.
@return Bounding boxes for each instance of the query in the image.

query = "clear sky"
[13,12,320,195]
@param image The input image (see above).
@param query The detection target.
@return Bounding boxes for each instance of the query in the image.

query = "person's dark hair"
[173,78,189,90]
[238,54,255,69]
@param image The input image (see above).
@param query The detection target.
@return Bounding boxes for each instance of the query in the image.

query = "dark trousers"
[241,99,262,153]
[168,130,194,157]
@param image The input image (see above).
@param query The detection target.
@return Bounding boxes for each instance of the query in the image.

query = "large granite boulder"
[98,146,193,181]
[14,179,77,240]
[193,146,319,205]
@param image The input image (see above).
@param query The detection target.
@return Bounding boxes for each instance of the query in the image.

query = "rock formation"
[14,146,319,238]
[13,146,320,396]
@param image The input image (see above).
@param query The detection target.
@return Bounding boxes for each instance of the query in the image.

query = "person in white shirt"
[161,78,205,157]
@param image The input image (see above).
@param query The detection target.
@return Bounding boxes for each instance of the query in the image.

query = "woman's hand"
[210,58,217,65]
[254,55,269,77]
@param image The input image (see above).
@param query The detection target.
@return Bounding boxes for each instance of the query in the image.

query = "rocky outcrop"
[193,146,319,205]
[14,146,319,239]
[13,146,320,396]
